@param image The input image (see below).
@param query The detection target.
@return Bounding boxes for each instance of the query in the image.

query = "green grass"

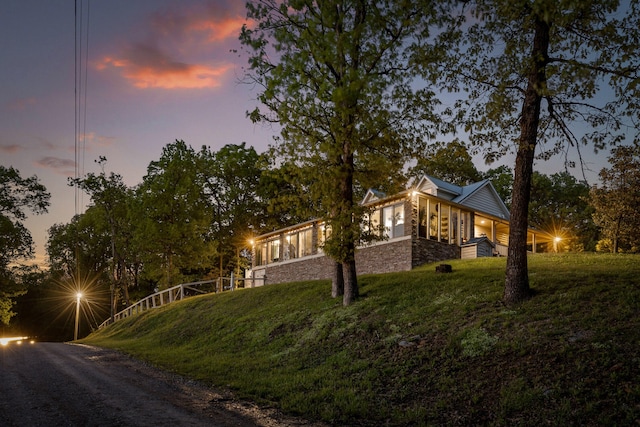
[80,253,640,426]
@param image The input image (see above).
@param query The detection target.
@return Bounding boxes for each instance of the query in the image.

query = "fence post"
[230,272,235,291]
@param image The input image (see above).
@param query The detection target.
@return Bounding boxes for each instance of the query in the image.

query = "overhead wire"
[74,0,90,218]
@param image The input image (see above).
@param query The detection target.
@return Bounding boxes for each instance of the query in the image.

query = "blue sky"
[1,1,615,266]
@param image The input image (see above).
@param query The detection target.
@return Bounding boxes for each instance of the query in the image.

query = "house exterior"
[249,175,553,285]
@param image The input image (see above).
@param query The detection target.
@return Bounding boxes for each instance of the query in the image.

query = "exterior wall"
[461,245,478,259]
[252,237,415,284]
[256,254,336,284]
[356,237,413,275]
[412,237,460,267]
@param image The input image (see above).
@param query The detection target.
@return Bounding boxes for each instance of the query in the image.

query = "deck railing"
[98,275,265,329]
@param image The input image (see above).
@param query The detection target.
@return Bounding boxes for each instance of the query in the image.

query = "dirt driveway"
[0,342,319,427]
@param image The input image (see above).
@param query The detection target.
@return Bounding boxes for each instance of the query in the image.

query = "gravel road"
[0,342,319,427]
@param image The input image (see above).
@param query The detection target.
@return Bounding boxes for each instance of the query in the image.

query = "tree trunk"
[504,16,550,305]
[342,259,358,306]
[332,261,344,297]
[339,139,358,305]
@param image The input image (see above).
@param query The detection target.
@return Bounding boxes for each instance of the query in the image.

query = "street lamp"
[74,292,82,341]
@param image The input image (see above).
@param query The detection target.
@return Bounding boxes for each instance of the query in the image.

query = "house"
[249,175,553,285]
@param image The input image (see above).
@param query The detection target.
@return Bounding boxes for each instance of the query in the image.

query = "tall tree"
[70,157,136,320]
[241,0,442,305]
[133,140,217,288]
[427,0,640,304]
[201,143,267,277]
[0,166,50,324]
[529,171,596,252]
[590,144,640,253]
[411,140,483,185]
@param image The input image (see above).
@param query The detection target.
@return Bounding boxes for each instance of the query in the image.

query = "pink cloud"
[80,132,116,148]
[0,144,22,153]
[97,44,232,89]
[96,2,243,90]
[151,1,246,44]
[6,97,37,111]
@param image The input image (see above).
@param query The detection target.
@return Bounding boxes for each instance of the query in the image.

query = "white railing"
[98,275,266,329]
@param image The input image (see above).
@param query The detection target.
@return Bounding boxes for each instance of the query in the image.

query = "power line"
[74,0,91,217]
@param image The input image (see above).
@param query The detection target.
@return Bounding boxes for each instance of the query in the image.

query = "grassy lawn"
[81,253,640,426]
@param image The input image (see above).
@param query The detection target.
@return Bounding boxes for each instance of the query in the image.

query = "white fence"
[98,275,265,329]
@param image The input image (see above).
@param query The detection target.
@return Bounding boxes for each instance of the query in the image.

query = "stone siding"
[255,236,421,284]
[355,238,413,275]
[412,238,460,268]
[260,254,335,284]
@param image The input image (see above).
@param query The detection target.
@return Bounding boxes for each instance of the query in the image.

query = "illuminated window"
[383,203,405,239]
[268,238,281,263]
[255,242,267,266]
[298,228,313,257]
[284,234,297,260]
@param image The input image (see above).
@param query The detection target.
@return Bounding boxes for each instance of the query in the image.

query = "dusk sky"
[1,1,614,266]
[2,0,276,265]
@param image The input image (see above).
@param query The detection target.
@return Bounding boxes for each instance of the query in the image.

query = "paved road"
[0,342,309,427]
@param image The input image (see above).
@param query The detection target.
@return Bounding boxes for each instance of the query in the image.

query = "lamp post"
[74,292,82,341]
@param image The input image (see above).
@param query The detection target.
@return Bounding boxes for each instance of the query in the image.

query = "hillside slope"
[82,254,640,426]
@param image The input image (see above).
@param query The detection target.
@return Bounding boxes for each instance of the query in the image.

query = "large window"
[440,205,449,243]
[268,238,281,263]
[383,203,405,239]
[284,233,297,260]
[298,228,313,258]
[429,201,439,240]
[451,210,458,244]
[255,242,267,266]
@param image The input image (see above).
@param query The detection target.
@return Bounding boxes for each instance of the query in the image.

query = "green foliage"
[133,140,217,288]
[83,253,640,425]
[529,171,597,251]
[200,143,267,275]
[0,165,50,325]
[411,140,483,185]
[241,0,444,302]
[421,0,640,303]
[590,145,640,253]
[459,327,498,357]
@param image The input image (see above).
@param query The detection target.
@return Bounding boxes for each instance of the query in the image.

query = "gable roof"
[362,188,387,204]
[414,175,462,199]
[454,179,510,220]
[413,175,510,220]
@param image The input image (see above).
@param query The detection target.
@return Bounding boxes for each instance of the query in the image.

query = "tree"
[590,145,640,253]
[241,0,441,305]
[132,140,217,288]
[427,0,640,304]
[201,143,268,277]
[0,166,50,324]
[70,157,136,320]
[411,140,483,185]
[529,171,596,252]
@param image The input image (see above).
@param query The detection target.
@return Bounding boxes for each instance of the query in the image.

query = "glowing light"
[555,236,562,242]
[0,336,29,346]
